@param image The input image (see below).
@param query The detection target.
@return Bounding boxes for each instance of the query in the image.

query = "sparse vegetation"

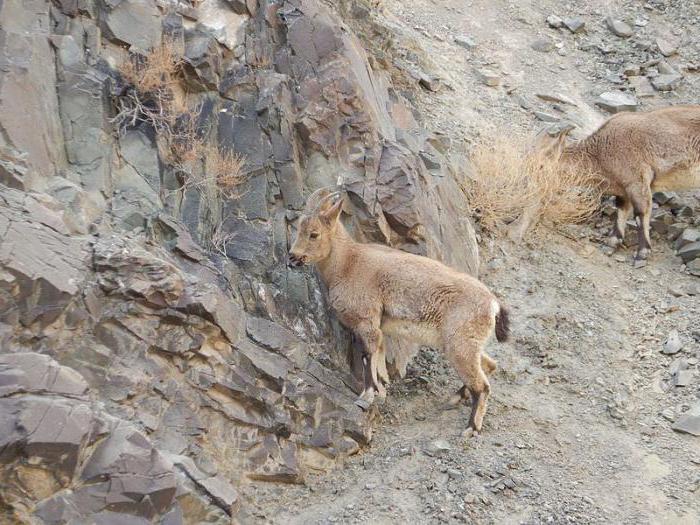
[463,135,603,235]
[114,40,247,202]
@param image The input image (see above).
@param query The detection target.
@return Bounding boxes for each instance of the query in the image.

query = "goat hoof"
[354,397,371,411]
[635,248,650,261]
[355,388,376,410]
[461,427,479,440]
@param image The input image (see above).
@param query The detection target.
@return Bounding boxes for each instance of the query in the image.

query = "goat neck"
[316,222,356,286]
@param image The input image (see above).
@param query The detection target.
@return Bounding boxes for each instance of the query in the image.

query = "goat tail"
[494,299,510,343]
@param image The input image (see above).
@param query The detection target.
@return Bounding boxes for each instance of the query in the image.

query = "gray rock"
[563,18,585,33]
[478,69,501,87]
[687,258,700,276]
[534,111,560,122]
[454,35,476,49]
[105,0,163,50]
[657,61,677,75]
[672,402,700,436]
[425,439,452,456]
[198,475,240,514]
[606,18,633,38]
[653,191,677,205]
[546,15,564,29]
[628,76,655,98]
[595,91,638,113]
[535,92,577,105]
[651,74,682,91]
[675,229,700,250]
[662,330,683,355]
[678,242,700,263]
[673,370,694,387]
[419,74,441,91]
[531,38,555,53]
[656,38,677,57]
[623,64,641,76]
[0,188,89,326]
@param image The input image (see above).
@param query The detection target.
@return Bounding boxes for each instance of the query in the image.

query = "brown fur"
[545,105,700,260]
[289,189,510,434]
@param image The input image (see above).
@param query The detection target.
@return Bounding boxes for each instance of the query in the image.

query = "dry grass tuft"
[463,135,603,235]
[206,147,246,197]
[115,40,247,201]
[119,40,183,96]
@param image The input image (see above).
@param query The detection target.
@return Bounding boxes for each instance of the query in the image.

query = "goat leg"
[354,355,376,410]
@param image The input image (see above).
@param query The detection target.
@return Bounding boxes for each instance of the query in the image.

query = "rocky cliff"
[0,0,479,521]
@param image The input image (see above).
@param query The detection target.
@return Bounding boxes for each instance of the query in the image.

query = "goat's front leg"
[353,322,385,409]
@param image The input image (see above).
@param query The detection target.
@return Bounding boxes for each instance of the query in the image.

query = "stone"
[651,74,682,91]
[454,35,476,49]
[197,475,240,513]
[0,188,89,326]
[675,229,700,250]
[628,76,655,98]
[687,259,700,276]
[531,38,555,52]
[105,0,162,50]
[656,38,677,57]
[595,91,638,113]
[678,242,700,263]
[419,74,441,92]
[546,15,564,28]
[657,62,677,75]
[0,353,189,521]
[623,64,641,76]
[534,111,560,122]
[653,191,677,205]
[425,439,452,457]
[606,18,633,38]
[672,402,700,436]
[673,370,694,387]
[535,92,577,106]
[563,18,585,33]
[197,0,247,50]
[662,330,683,355]
[478,69,501,87]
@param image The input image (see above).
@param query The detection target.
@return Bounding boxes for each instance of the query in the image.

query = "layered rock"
[0,0,479,520]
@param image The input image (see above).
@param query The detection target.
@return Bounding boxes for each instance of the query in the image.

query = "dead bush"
[463,135,603,235]
[119,40,182,96]
[114,41,247,200]
[206,147,246,197]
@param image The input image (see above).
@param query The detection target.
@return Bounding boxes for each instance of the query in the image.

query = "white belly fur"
[652,166,700,192]
[380,318,442,349]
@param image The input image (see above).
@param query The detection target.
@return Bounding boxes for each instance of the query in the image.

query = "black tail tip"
[495,303,510,343]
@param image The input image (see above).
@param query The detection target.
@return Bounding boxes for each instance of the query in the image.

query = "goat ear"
[320,197,343,224]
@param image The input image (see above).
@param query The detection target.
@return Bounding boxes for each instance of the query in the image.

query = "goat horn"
[304,188,342,214]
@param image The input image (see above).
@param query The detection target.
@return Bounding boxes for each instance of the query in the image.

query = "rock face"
[0,0,479,520]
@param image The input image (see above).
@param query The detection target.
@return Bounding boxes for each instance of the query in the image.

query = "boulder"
[595,91,638,113]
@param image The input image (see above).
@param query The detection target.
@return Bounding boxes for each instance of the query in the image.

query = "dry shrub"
[464,135,603,235]
[119,39,182,95]
[115,41,247,200]
[206,147,246,196]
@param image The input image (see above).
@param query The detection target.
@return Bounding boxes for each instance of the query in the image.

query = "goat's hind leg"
[442,353,495,411]
[446,335,492,436]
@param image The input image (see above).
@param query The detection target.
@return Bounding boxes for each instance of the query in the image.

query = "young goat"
[539,105,700,261]
[288,189,510,435]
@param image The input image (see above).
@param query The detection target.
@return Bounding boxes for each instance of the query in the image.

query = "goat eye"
[309,232,319,240]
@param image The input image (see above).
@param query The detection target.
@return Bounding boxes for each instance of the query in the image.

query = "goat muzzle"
[287,254,305,267]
